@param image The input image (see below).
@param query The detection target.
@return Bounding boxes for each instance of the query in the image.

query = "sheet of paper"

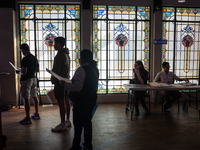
[46,68,72,83]
[178,82,197,86]
[9,62,20,71]
[148,82,171,87]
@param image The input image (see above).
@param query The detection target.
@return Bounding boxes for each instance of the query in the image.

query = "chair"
[155,90,179,112]
[126,90,151,120]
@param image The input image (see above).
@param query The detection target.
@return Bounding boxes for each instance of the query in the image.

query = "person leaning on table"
[130,60,149,116]
[154,62,189,110]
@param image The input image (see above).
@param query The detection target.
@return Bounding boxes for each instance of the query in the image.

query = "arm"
[173,74,189,82]
[154,72,163,83]
[36,67,39,73]
[134,69,145,85]
[16,67,27,75]
[63,67,86,92]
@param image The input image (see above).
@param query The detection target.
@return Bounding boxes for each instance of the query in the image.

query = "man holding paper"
[16,43,40,124]
[154,62,189,110]
[60,49,99,150]
[51,37,71,132]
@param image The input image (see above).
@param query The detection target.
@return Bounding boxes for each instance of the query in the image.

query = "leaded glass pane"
[19,4,80,95]
[162,7,200,84]
[93,6,150,94]
[35,5,65,19]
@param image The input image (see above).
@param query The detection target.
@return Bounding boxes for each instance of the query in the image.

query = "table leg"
[0,79,3,150]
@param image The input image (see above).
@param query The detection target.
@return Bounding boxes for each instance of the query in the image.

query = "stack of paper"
[148,82,171,87]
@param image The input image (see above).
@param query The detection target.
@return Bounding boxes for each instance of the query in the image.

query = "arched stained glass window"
[162,7,200,85]
[93,5,150,94]
[19,4,80,95]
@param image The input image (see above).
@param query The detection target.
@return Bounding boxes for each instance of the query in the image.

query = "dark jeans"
[134,91,148,111]
[72,100,96,149]
[160,90,182,105]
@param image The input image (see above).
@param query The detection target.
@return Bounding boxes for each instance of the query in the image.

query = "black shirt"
[20,53,39,81]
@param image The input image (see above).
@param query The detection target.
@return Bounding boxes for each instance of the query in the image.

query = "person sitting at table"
[130,60,149,116]
[154,61,189,110]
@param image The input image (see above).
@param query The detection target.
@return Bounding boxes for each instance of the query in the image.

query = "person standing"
[61,49,99,150]
[51,37,71,132]
[154,62,189,110]
[16,43,40,124]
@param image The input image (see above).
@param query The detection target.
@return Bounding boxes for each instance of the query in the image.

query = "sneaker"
[82,144,93,150]
[51,123,67,132]
[68,145,81,150]
[19,117,32,124]
[31,113,40,120]
[163,103,172,111]
[66,120,71,127]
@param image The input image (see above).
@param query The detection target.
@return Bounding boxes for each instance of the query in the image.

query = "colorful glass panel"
[19,4,80,95]
[162,7,200,84]
[93,6,150,94]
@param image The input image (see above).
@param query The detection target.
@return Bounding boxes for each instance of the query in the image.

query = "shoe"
[31,113,40,120]
[135,110,139,116]
[51,123,67,132]
[66,120,71,127]
[68,145,82,150]
[19,117,32,124]
[145,110,150,115]
[163,103,172,111]
[82,144,93,150]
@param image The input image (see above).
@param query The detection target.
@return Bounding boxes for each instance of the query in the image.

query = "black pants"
[134,91,148,111]
[72,100,96,149]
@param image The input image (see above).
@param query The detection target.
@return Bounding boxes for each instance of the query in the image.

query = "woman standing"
[130,60,149,116]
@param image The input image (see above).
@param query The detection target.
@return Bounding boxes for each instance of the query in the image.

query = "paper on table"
[9,62,21,71]
[148,82,171,87]
[177,82,197,86]
[46,68,72,83]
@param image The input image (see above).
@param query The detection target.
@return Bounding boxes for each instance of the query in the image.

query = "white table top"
[123,84,200,91]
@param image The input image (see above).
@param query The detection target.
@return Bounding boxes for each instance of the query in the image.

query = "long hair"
[135,60,148,76]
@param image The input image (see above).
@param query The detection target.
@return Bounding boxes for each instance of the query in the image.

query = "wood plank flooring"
[2,102,200,150]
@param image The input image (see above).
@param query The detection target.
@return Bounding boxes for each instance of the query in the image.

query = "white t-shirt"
[154,71,180,84]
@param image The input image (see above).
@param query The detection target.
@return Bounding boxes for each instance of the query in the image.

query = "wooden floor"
[2,102,200,150]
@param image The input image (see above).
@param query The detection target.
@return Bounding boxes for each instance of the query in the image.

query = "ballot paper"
[148,82,171,87]
[46,68,72,83]
[9,62,21,71]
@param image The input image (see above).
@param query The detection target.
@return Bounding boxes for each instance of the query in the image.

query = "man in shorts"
[51,37,71,132]
[16,43,40,124]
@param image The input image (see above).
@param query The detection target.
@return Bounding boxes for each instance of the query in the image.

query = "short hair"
[162,62,169,68]
[54,37,65,47]
[80,49,93,62]
[20,43,29,51]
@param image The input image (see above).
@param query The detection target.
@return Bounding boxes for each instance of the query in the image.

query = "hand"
[184,79,189,83]
[134,69,140,75]
[16,70,20,74]
[60,80,65,86]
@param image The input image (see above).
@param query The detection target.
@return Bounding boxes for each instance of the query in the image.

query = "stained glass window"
[19,4,80,95]
[93,5,150,94]
[162,7,200,84]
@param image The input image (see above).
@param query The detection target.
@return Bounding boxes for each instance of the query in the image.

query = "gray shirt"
[154,71,180,84]
[51,48,70,84]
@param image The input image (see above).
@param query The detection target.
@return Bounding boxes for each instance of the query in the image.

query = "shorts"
[54,81,68,99]
[20,78,38,99]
